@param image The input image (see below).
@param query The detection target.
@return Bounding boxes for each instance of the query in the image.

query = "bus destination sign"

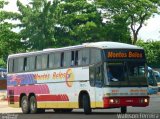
[106,50,145,60]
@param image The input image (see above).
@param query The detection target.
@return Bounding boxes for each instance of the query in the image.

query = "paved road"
[0,95,160,119]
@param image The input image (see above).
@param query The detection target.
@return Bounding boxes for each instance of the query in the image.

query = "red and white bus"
[7,42,149,114]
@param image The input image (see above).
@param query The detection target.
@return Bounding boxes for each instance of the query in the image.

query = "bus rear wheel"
[30,96,38,114]
[82,94,91,114]
[30,96,45,114]
[21,96,30,114]
[121,106,127,114]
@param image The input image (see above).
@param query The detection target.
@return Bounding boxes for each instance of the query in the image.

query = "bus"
[147,67,158,94]
[7,42,149,114]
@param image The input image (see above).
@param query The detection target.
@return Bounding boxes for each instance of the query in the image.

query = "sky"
[3,0,160,42]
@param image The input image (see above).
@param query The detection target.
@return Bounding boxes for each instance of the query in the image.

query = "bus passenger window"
[29,56,36,71]
[70,50,79,66]
[8,59,14,73]
[54,53,61,68]
[42,54,48,69]
[49,53,54,68]
[18,58,24,72]
[75,51,78,66]
[64,52,71,67]
[71,51,75,66]
[82,49,89,65]
[36,56,42,70]
[61,52,64,67]
[23,57,28,71]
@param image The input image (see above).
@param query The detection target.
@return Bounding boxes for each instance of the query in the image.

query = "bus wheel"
[82,94,91,114]
[30,96,38,114]
[121,106,127,114]
[21,96,30,114]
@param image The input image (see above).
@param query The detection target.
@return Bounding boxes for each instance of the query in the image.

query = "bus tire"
[121,106,127,114]
[21,96,30,114]
[82,94,91,114]
[30,96,38,114]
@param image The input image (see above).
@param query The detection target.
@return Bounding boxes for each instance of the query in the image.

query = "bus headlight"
[140,98,148,103]
[109,99,114,103]
[109,98,119,104]
[144,98,148,103]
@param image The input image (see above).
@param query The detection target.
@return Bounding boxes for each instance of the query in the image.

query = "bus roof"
[8,41,143,58]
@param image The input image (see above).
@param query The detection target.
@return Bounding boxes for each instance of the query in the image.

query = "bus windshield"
[105,61,148,87]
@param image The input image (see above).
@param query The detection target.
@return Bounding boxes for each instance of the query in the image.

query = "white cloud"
[3,0,29,12]
[138,15,160,41]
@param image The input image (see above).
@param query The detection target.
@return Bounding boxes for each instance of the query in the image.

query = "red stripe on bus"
[8,94,69,102]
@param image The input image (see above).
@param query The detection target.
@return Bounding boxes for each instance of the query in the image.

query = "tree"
[0,0,22,67]
[17,0,59,50]
[97,0,160,44]
[55,0,104,47]
[136,40,160,67]
[101,16,131,44]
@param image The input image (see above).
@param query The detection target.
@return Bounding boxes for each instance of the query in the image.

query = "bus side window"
[49,53,54,68]
[78,50,82,66]
[13,59,17,72]
[71,50,79,66]
[36,55,42,70]
[75,50,78,66]
[91,48,101,64]
[82,48,90,66]
[17,58,24,72]
[54,53,61,68]
[23,57,28,71]
[64,52,71,67]
[8,59,14,73]
[71,51,75,66]
[42,54,48,69]
[61,52,64,67]
[29,56,36,71]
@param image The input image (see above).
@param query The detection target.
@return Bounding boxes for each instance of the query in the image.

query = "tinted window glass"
[82,48,90,65]
[49,53,54,68]
[8,59,13,73]
[36,55,42,70]
[64,52,71,67]
[42,54,48,69]
[54,53,61,68]
[91,49,101,64]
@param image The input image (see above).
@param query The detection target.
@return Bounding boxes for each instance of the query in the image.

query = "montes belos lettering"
[107,51,143,59]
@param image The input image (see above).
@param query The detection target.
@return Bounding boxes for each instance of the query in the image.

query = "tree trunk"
[132,32,138,45]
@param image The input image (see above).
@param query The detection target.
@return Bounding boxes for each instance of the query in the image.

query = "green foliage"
[0,58,6,68]
[55,0,104,47]
[97,0,160,44]
[17,0,59,50]
[136,40,160,67]
[102,17,131,44]
[0,0,22,67]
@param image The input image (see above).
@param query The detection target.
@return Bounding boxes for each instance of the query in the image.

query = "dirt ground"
[0,101,21,113]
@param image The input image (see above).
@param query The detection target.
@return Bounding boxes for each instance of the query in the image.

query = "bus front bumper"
[103,96,150,108]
